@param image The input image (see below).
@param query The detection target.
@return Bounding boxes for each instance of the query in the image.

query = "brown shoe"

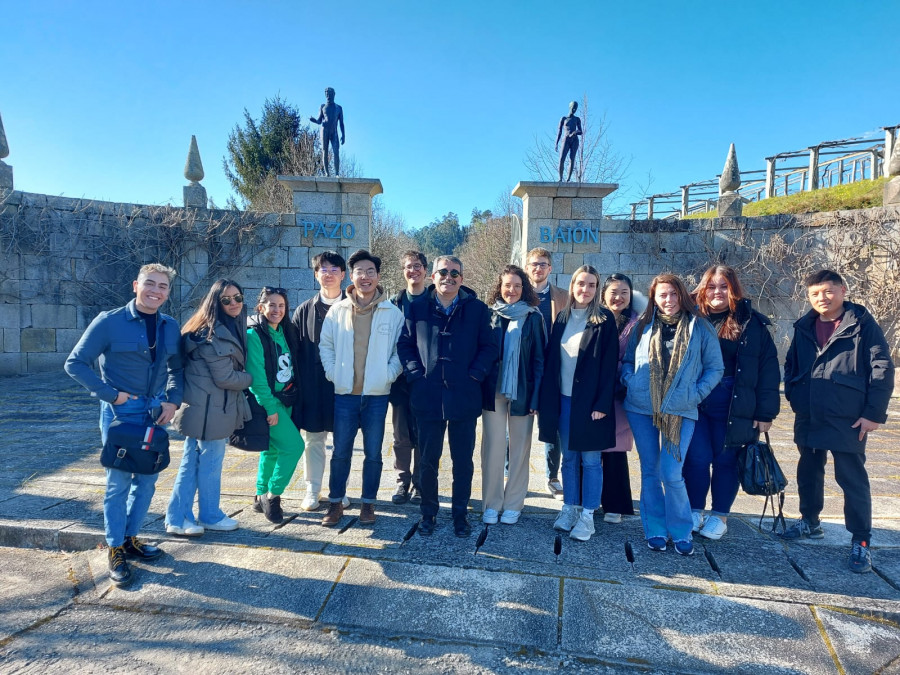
[359,503,376,525]
[322,501,344,527]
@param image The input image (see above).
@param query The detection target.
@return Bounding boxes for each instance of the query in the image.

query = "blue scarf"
[491,300,540,402]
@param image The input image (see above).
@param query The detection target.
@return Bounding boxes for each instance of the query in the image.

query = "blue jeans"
[683,377,739,516]
[99,396,161,548]
[558,396,603,510]
[627,411,696,543]
[166,437,227,527]
[329,394,389,503]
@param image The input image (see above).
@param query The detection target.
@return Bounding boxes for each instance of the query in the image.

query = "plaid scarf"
[648,311,691,459]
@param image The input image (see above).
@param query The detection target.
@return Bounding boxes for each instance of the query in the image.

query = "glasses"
[263,287,287,296]
[351,267,378,278]
[318,267,342,275]
[435,268,461,279]
[528,262,549,269]
[220,294,244,306]
[403,263,424,271]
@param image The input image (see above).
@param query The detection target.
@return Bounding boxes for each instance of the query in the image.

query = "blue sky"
[3,1,897,227]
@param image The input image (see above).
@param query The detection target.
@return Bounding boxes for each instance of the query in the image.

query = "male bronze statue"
[310,87,345,176]
[556,101,583,182]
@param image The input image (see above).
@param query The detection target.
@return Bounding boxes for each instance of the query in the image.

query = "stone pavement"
[2,372,900,673]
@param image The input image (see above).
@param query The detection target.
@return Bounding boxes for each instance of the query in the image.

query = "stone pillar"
[717,143,743,217]
[277,176,383,255]
[0,112,12,192]
[764,157,776,199]
[884,131,900,206]
[511,181,617,277]
[680,186,689,217]
[182,135,207,208]
[807,146,819,191]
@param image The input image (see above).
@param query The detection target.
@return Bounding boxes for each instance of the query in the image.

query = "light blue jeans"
[166,437,228,527]
[559,396,603,510]
[626,411,696,543]
[99,396,161,548]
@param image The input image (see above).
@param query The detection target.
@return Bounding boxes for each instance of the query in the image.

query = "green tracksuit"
[246,323,304,496]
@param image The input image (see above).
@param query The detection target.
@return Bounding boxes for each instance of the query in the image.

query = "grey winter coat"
[173,323,253,440]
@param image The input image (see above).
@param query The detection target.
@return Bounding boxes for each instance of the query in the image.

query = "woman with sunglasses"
[539,265,619,542]
[167,280,253,536]
[246,286,304,524]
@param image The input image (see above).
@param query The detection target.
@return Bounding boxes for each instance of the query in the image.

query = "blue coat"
[621,312,724,420]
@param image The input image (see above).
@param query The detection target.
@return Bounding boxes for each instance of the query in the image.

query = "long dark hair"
[601,273,635,333]
[635,273,696,337]
[487,265,539,306]
[182,279,245,339]
[256,287,291,328]
[693,265,745,341]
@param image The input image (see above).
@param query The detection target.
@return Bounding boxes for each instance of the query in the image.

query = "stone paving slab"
[785,544,900,600]
[320,557,560,650]
[562,579,836,674]
[88,541,345,625]
[815,606,900,674]
[0,547,75,641]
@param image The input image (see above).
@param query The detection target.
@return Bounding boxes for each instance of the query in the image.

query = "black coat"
[720,298,781,446]
[484,309,546,416]
[784,301,894,454]
[388,289,428,405]
[397,287,499,422]
[538,308,618,452]
[290,293,344,433]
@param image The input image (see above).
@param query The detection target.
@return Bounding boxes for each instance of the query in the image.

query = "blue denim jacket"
[65,299,184,405]
[621,312,723,420]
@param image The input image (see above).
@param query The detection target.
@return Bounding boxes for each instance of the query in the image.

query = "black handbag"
[737,431,788,532]
[101,420,171,475]
[229,391,269,452]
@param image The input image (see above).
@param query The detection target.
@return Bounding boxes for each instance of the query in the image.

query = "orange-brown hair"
[635,273,696,336]
[693,265,744,341]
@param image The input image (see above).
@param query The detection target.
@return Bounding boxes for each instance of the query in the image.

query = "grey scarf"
[491,300,539,402]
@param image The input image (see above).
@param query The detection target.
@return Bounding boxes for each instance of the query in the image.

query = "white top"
[560,308,588,397]
[318,292,341,306]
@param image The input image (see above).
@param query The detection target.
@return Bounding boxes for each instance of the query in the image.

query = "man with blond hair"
[66,263,184,586]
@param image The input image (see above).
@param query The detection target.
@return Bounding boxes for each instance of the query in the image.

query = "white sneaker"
[570,511,595,541]
[342,495,351,508]
[500,510,520,525]
[200,516,239,531]
[547,479,564,501]
[166,519,204,536]
[482,508,499,524]
[603,512,622,524]
[692,511,706,533]
[698,515,728,540]
[301,490,321,511]
[553,505,580,532]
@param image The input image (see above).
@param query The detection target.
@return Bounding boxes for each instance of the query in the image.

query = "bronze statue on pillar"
[556,101,582,182]
[310,87,345,176]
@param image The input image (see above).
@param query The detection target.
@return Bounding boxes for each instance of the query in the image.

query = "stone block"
[552,197,572,220]
[280,225,309,248]
[0,303,20,329]
[288,246,310,268]
[55,328,82,353]
[254,246,289,269]
[233,266,276,289]
[296,289,318,305]
[76,306,97,330]
[523,195,552,220]
[550,251,565,273]
[27,352,67,372]
[280,267,315,291]
[619,253,652,275]
[555,273,572,290]
[583,252,620,273]
[183,183,207,208]
[563,253,584,274]
[294,191,341,215]
[0,353,24,375]
[600,232,634,255]
[884,178,900,206]
[23,255,51,281]
[21,328,56,352]
[341,192,371,217]
[0,161,12,189]
[571,197,605,219]
[30,304,76,329]
[718,193,743,217]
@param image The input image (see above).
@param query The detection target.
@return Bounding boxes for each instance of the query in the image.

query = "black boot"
[108,546,133,586]
[123,536,164,560]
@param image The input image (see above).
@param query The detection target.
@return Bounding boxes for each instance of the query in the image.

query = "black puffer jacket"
[397,287,499,422]
[784,301,894,454]
[484,309,546,416]
[720,298,781,446]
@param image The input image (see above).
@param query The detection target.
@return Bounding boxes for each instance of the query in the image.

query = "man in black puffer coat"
[782,270,894,575]
[397,256,499,538]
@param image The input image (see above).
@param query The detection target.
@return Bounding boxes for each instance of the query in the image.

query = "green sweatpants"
[256,401,304,496]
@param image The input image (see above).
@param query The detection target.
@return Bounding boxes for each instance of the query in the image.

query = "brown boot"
[322,501,344,527]
[359,503,376,525]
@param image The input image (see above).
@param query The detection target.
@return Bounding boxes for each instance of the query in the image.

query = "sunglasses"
[263,287,288,296]
[435,268,461,279]
[220,294,244,306]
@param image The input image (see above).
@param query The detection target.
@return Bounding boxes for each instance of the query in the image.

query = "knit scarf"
[648,310,691,458]
[491,300,539,402]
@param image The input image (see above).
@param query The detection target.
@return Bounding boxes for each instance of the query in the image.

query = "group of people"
[64,246,894,587]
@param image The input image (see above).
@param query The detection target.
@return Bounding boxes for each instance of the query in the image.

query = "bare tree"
[456,193,519,300]
[370,198,420,296]
[524,95,631,188]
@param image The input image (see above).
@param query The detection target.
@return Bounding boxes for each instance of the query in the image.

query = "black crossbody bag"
[737,431,788,533]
